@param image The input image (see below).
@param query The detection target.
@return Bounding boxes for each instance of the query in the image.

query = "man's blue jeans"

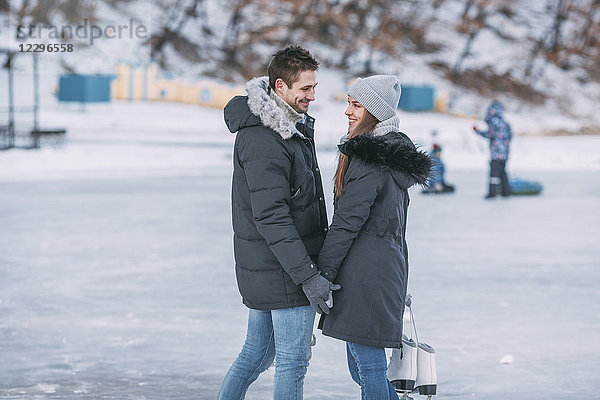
[217,305,315,400]
[347,342,400,400]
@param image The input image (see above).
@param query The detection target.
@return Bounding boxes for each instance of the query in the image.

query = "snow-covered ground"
[1,68,599,183]
[1,165,598,399]
[1,73,599,399]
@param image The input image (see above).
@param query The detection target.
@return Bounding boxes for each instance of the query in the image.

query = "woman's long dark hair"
[333,110,379,199]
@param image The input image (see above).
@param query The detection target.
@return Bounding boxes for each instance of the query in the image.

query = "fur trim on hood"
[246,76,302,140]
[339,132,432,185]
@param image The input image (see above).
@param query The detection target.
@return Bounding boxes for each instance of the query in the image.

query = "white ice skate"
[415,342,437,399]
[388,335,418,393]
[389,294,438,400]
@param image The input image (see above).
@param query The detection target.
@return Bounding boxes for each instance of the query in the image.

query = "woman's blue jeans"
[346,342,400,400]
[217,305,315,400]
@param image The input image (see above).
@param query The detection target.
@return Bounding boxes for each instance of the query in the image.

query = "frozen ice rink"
[1,157,599,399]
[1,97,599,399]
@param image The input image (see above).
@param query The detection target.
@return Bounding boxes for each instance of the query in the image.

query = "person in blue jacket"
[422,143,454,194]
[474,100,512,198]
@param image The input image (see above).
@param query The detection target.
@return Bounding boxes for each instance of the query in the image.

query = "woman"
[317,75,432,399]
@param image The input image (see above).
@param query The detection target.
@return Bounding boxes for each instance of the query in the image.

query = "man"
[474,100,512,198]
[218,45,340,399]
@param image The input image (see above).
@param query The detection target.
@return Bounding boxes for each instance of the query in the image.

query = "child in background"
[422,144,454,194]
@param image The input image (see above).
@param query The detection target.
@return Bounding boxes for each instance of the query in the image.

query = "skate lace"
[406,294,419,344]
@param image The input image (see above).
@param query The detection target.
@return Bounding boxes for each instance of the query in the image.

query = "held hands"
[301,273,341,314]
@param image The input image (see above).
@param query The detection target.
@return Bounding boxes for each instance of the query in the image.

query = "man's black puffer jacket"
[224,76,328,310]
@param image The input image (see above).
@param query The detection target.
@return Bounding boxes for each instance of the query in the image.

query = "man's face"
[275,70,317,114]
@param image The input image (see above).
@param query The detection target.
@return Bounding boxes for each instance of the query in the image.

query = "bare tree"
[453,0,487,76]
[452,0,515,76]
[525,0,575,77]
[0,0,10,13]
[14,0,98,25]
[220,0,251,67]
[151,0,204,55]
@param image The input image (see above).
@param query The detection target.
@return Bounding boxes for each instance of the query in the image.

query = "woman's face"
[345,96,365,133]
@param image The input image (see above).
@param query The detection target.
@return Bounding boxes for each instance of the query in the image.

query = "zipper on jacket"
[302,136,328,231]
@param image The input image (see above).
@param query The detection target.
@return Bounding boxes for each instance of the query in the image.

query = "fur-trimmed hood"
[339,132,432,186]
[224,76,304,140]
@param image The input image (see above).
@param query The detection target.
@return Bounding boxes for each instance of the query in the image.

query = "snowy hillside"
[2,0,600,134]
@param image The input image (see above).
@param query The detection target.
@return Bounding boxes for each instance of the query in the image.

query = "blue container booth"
[398,85,435,111]
[58,74,114,103]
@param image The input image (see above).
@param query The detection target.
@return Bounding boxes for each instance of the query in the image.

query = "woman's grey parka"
[318,132,432,348]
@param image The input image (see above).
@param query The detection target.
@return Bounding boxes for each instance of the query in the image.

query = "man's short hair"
[268,45,319,91]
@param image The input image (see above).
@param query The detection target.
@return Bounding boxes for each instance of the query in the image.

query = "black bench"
[30,128,67,148]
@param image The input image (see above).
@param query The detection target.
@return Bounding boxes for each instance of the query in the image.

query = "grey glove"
[302,273,341,314]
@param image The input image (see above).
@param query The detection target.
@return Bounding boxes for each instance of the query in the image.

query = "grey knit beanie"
[348,75,401,121]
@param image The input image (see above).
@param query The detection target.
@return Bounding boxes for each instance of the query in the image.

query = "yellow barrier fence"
[111,63,245,109]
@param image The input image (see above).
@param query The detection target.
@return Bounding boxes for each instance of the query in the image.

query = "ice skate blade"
[417,384,437,395]
[391,379,415,391]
